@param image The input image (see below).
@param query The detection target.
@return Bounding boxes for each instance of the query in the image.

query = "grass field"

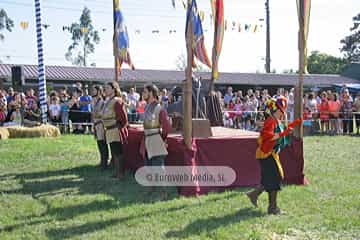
[0,135,359,240]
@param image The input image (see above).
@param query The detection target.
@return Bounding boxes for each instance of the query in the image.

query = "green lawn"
[0,135,359,240]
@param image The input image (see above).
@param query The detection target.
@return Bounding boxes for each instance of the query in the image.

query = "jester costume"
[256,98,301,192]
[247,96,302,214]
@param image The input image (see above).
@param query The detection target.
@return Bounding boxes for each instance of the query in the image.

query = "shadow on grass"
[45,205,188,240]
[0,165,257,239]
[165,207,265,239]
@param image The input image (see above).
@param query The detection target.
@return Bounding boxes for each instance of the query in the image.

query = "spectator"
[49,96,61,123]
[341,89,353,134]
[0,101,6,126]
[233,97,242,129]
[69,90,81,133]
[4,103,22,126]
[328,92,341,135]
[25,88,37,110]
[79,88,92,124]
[249,94,258,130]
[128,88,140,122]
[224,87,234,107]
[6,87,15,106]
[23,103,41,127]
[59,88,70,132]
[288,88,295,122]
[136,95,147,122]
[318,92,329,134]
[160,88,169,109]
[354,92,360,135]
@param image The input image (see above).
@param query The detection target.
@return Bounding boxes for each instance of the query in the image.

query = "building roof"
[0,63,359,86]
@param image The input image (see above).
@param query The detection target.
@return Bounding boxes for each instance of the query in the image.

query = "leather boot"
[268,191,281,215]
[246,186,264,207]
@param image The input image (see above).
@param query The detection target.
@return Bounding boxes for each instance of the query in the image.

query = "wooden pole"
[113,0,119,82]
[184,9,193,149]
[265,0,271,73]
[209,1,218,94]
[294,25,304,138]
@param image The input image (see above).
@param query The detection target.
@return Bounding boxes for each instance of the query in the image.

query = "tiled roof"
[0,63,359,86]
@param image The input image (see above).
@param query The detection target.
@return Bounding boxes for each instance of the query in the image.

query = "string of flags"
[17,21,261,34]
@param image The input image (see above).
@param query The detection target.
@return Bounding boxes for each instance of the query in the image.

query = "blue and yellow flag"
[114,0,134,74]
[185,0,212,69]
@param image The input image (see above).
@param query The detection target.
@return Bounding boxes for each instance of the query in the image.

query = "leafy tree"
[307,51,349,74]
[0,9,14,41]
[64,7,100,67]
[340,13,360,62]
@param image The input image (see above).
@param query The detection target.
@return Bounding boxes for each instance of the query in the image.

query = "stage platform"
[124,125,307,197]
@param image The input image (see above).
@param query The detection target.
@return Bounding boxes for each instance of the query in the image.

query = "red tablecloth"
[124,128,307,196]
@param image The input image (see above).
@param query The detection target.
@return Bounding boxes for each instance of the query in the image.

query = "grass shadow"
[165,207,265,239]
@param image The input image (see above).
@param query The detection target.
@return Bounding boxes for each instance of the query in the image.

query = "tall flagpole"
[209,0,218,93]
[295,0,311,139]
[265,0,271,73]
[113,0,119,82]
[34,0,47,123]
[184,2,193,150]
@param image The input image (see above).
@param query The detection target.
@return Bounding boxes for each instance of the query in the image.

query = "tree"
[340,13,360,62]
[175,53,211,72]
[307,51,349,74]
[0,9,14,41]
[64,7,100,67]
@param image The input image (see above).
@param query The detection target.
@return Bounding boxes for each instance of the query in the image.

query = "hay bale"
[6,124,61,138]
[0,127,10,140]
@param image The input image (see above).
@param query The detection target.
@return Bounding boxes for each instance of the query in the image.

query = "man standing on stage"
[141,84,171,200]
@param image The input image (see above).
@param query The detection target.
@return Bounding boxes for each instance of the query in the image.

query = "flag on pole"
[297,0,311,74]
[185,0,212,68]
[114,0,134,75]
[210,0,224,80]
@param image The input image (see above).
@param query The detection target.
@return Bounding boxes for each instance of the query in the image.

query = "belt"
[105,124,119,130]
[144,129,161,137]
[94,120,102,126]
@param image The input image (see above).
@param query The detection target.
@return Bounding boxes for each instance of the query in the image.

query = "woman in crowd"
[92,85,109,170]
[341,89,354,134]
[328,92,341,135]
[354,92,360,135]
[318,92,329,134]
[102,82,129,179]
[68,89,82,133]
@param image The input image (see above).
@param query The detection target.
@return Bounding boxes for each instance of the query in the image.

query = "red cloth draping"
[123,128,307,196]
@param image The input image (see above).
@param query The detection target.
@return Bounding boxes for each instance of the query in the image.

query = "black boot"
[111,155,125,180]
[268,191,281,215]
[246,185,264,208]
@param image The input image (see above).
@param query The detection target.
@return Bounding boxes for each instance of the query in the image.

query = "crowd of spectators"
[1,83,359,135]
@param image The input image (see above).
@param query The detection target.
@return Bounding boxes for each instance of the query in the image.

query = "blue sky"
[0,0,359,73]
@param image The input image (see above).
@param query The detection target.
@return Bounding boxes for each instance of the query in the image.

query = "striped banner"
[34,0,47,123]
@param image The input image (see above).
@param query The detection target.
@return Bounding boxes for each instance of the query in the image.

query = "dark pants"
[343,117,353,134]
[259,156,281,192]
[97,140,109,168]
[145,155,166,192]
[109,141,124,176]
[355,113,360,132]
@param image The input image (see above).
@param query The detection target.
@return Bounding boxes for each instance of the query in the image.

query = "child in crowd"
[49,97,61,123]
[246,96,302,215]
